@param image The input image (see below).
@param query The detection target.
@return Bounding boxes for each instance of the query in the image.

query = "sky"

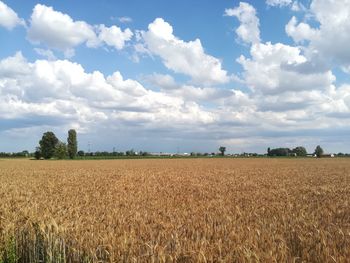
[1,0,350,154]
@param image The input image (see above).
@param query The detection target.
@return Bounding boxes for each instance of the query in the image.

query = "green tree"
[39,132,59,159]
[126,149,135,156]
[292,146,307,157]
[67,129,78,159]
[314,145,324,158]
[55,142,67,159]
[268,148,291,156]
[219,146,226,156]
[34,147,41,160]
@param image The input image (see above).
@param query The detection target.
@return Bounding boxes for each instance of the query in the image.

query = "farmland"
[0,158,349,262]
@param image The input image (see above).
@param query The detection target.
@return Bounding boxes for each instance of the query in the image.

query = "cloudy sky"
[1,0,350,154]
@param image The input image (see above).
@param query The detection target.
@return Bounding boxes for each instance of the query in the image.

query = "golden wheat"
[0,158,349,262]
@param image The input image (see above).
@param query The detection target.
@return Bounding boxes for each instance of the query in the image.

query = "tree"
[268,148,291,157]
[34,147,41,160]
[39,132,59,159]
[140,151,149,156]
[67,129,78,159]
[267,147,271,156]
[219,146,226,156]
[292,146,307,157]
[126,149,135,156]
[55,142,67,159]
[77,150,85,157]
[314,145,324,158]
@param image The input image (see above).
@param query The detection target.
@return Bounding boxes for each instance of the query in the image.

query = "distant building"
[306,153,335,158]
[306,154,316,157]
[321,154,335,158]
[149,152,174,156]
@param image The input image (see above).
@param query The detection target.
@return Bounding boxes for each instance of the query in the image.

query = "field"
[0,158,349,262]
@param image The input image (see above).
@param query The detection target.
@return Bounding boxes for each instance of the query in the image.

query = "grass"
[1,237,17,263]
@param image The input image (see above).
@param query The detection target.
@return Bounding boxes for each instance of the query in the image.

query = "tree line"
[0,151,29,158]
[267,145,324,157]
[1,135,347,159]
[34,130,77,159]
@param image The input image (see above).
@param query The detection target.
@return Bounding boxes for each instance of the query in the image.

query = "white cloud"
[266,0,306,11]
[138,18,229,85]
[1,51,350,152]
[27,4,97,52]
[310,0,350,67]
[34,48,57,60]
[145,73,178,90]
[237,42,335,95]
[231,38,350,145]
[144,73,251,106]
[224,1,350,140]
[285,16,318,43]
[0,53,218,134]
[290,1,306,11]
[0,1,25,30]
[0,51,30,77]
[98,24,133,50]
[225,2,260,44]
[27,4,133,55]
[164,85,245,105]
[286,0,350,70]
[118,16,132,23]
[266,0,293,7]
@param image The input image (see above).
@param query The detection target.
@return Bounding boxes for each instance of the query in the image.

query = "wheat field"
[0,158,349,262]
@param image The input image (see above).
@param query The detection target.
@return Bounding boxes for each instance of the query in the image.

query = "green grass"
[1,237,17,263]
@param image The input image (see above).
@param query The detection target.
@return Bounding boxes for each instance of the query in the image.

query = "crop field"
[0,158,349,262]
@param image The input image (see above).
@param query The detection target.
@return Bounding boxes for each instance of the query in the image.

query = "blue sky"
[1,0,350,154]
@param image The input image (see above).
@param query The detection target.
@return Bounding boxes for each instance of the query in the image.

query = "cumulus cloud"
[0,51,30,77]
[225,2,348,133]
[145,73,178,90]
[27,4,97,53]
[1,51,349,152]
[144,73,251,106]
[285,16,318,43]
[238,42,336,95]
[0,1,25,30]
[226,0,341,121]
[165,85,245,105]
[0,52,219,136]
[235,40,347,129]
[98,24,133,50]
[137,18,229,86]
[286,0,350,71]
[224,2,260,44]
[27,4,133,55]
